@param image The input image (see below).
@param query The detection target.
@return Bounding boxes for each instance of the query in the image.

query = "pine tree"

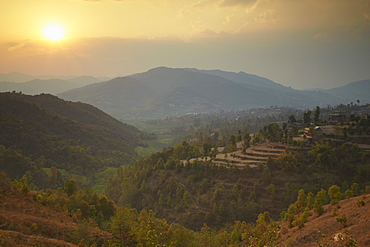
[313,189,327,215]
[328,185,342,205]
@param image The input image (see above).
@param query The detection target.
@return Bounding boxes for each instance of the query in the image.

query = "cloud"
[1,31,369,90]
[220,0,260,7]
[253,9,277,25]
[7,42,26,52]
[5,40,72,56]
[179,1,216,15]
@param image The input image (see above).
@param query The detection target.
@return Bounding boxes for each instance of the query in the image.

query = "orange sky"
[1,0,369,89]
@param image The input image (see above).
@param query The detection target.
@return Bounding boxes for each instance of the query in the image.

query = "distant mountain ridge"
[0,71,110,83]
[325,79,370,104]
[2,68,367,119]
[0,72,111,95]
[58,67,368,119]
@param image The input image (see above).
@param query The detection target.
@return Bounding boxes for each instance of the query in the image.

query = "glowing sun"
[42,24,65,41]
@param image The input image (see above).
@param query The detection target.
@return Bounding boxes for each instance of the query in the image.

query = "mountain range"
[0,72,110,95]
[59,67,369,119]
[2,68,369,119]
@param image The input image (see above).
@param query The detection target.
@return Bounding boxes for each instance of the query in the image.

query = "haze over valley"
[1,67,369,121]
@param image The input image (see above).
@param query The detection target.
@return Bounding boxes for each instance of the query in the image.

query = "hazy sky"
[1,0,369,89]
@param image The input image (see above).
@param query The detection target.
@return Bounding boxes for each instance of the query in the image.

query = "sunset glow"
[0,0,369,89]
[42,24,65,41]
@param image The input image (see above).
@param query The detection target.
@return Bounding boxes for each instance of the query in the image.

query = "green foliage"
[266,183,276,198]
[328,185,342,205]
[345,190,353,199]
[309,142,337,171]
[109,207,137,246]
[109,208,198,247]
[65,179,78,197]
[289,115,297,124]
[306,192,315,209]
[313,189,327,215]
[104,119,370,231]
[356,200,365,207]
[314,106,320,125]
[303,110,312,127]
[277,151,298,172]
[0,92,146,183]
[284,189,311,228]
[31,180,116,231]
[351,183,359,196]
[296,189,307,209]
[260,123,283,143]
[73,219,95,246]
[336,215,348,228]
[245,221,281,247]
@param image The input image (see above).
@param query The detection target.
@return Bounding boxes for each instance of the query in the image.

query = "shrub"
[356,200,365,207]
[336,215,348,228]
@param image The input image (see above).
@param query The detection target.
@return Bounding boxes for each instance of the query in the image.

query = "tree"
[229,135,237,146]
[266,183,276,200]
[50,166,58,187]
[351,183,359,196]
[64,179,78,197]
[308,142,337,171]
[306,192,315,209]
[155,157,165,170]
[313,189,327,215]
[314,106,320,125]
[198,224,215,247]
[109,207,137,246]
[73,219,94,246]
[344,189,353,199]
[289,115,297,123]
[328,185,342,205]
[277,151,298,172]
[295,189,307,210]
[20,175,30,194]
[303,110,312,127]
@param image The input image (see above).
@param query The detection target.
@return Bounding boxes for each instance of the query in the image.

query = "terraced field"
[187,142,299,168]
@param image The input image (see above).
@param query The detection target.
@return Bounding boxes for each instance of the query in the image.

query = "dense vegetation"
[136,103,370,149]
[1,171,284,246]
[0,92,155,188]
[105,107,370,230]
[1,92,369,246]
[3,166,367,246]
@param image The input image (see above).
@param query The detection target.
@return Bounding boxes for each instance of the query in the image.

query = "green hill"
[0,92,153,188]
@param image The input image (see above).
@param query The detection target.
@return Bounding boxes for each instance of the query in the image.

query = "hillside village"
[185,105,370,170]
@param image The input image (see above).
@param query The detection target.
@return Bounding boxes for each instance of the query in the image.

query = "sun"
[42,24,65,41]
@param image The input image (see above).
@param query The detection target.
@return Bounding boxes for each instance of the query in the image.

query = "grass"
[131,119,185,157]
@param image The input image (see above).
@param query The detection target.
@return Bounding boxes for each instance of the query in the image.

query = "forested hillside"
[105,114,370,230]
[2,168,368,246]
[0,92,154,189]
[1,97,370,246]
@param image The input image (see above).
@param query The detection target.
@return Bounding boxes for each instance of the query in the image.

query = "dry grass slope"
[0,177,110,246]
[278,195,370,246]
